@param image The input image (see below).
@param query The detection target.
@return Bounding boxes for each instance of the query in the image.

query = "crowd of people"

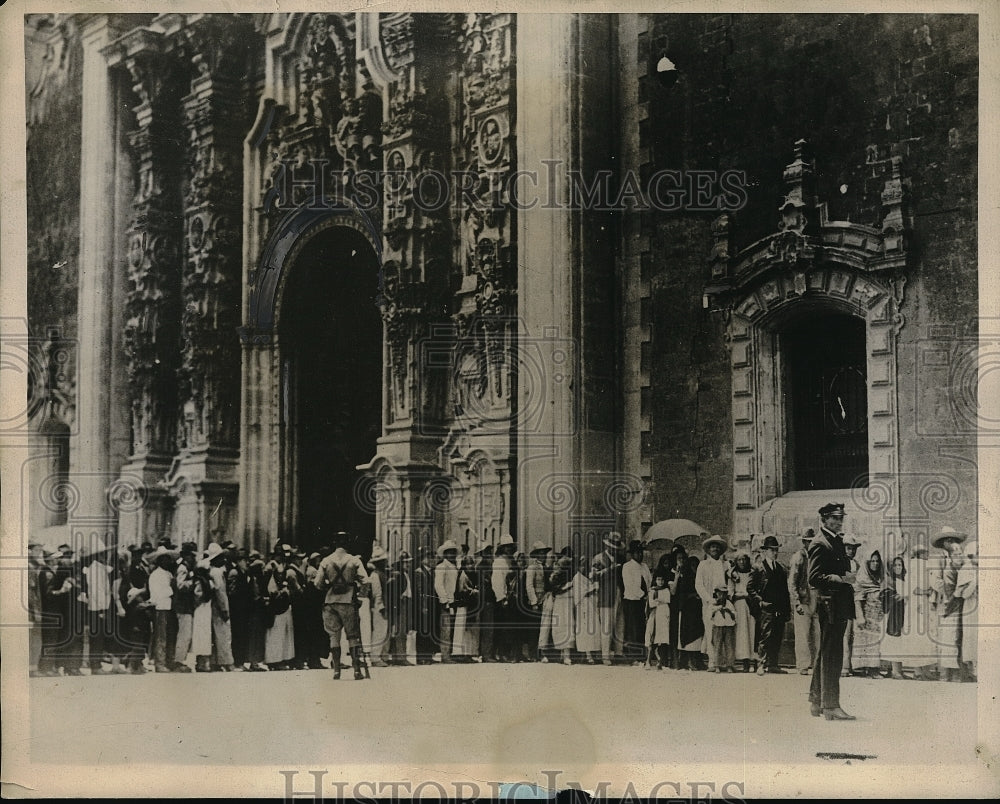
[27,522,979,683]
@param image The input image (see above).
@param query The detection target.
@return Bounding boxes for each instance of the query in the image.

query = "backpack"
[328,561,353,595]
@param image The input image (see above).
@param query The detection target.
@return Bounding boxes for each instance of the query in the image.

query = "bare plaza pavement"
[12,663,993,798]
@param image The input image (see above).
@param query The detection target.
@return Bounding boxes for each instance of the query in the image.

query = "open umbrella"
[642,518,709,549]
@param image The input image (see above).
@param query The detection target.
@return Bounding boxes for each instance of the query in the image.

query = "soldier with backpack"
[314,532,370,680]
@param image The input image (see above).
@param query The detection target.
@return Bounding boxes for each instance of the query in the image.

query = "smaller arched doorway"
[277,225,383,553]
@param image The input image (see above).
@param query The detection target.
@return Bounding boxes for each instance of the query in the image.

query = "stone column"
[515,13,623,551]
[71,15,135,549]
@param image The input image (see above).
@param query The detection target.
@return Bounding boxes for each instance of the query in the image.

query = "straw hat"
[931,526,967,550]
[702,534,728,551]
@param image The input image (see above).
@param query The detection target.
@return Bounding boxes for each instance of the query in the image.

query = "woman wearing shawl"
[852,547,886,678]
[245,553,269,671]
[880,555,908,679]
[665,547,687,668]
[572,556,600,662]
[674,555,705,670]
[728,551,757,672]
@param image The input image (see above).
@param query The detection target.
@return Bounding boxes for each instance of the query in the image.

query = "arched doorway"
[278,226,382,554]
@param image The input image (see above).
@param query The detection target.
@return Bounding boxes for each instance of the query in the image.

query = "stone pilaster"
[161,15,252,547]
[105,28,187,543]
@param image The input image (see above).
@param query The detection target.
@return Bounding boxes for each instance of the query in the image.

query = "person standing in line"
[709,587,737,673]
[841,535,862,676]
[728,549,757,673]
[695,535,729,671]
[27,542,47,676]
[547,555,576,665]
[621,540,652,665]
[263,548,295,671]
[206,543,235,671]
[452,554,480,662]
[882,554,909,679]
[491,536,517,662]
[572,555,601,664]
[413,546,439,665]
[367,545,391,667]
[147,548,177,673]
[665,547,687,668]
[81,540,114,675]
[789,529,820,675]
[385,551,413,666]
[748,535,790,675]
[474,545,496,662]
[591,533,625,666]
[434,540,460,664]
[851,546,886,679]
[171,544,197,672]
[929,526,967,683]
[526,542,551,662]
[227,548,252,670]
[191,559,215,672]
[675,555,705,670]
[245,552,269,671]
[807,503,857,721]
[955,540,978,682]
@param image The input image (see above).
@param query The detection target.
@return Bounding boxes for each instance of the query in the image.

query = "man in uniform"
[807,503,857,720]
[314,531,370,680]
[748,535,791,674]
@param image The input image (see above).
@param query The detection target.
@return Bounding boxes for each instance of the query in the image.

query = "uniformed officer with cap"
[807,503,856,720]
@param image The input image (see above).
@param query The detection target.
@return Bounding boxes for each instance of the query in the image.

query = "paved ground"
[7,663,997,798]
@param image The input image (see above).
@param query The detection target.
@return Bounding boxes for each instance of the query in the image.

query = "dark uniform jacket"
[807,527,856,623]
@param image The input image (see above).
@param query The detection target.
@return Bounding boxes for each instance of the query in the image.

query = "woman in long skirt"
[675,555,705,670]
[245,555,269,671]
[264,559,296,669]
[573,557,600,662]
[852,547,886,678]
[728,551,757,672]
[452,556,479,661]
[549,557,575,664]
[190,563,214,671]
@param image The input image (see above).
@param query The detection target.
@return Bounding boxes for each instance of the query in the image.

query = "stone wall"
[631,13,978,542]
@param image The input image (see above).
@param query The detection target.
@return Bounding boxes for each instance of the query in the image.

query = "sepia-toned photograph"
[2,0,998,798]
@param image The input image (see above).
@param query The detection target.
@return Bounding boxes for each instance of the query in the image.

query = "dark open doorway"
[280,226,382,555]
[782,312,868,491]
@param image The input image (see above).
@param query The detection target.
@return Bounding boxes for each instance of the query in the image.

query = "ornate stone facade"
[23,12,979,562]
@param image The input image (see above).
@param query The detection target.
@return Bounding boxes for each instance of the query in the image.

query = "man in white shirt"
[434,540,460,664]
[82,543,113,674]
[621,540,653,665]
[695,535,730,671]
[147,548,177,673]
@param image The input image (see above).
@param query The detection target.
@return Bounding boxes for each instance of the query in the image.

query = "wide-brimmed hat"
[529,540,551,556]
[760,535,780,550]
[437,539,459,557]
[496,534,516,553]
[818,502,846,518]
[843,534,863,547]
[370,545,389,563]
[931,526,967,550]
[205,542,225,562]
[702,534,728,551]
[603,532,624,550]
[801,528,817,543]
[308,551,321,562]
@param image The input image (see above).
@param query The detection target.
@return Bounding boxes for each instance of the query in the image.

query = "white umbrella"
[642,518,708,548]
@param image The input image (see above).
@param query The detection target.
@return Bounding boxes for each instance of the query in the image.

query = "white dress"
[572,572,600,653]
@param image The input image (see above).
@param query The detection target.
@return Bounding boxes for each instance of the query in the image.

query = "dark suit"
[807,527,855,709]
[412,564,439,663]
[748,558,791,670]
